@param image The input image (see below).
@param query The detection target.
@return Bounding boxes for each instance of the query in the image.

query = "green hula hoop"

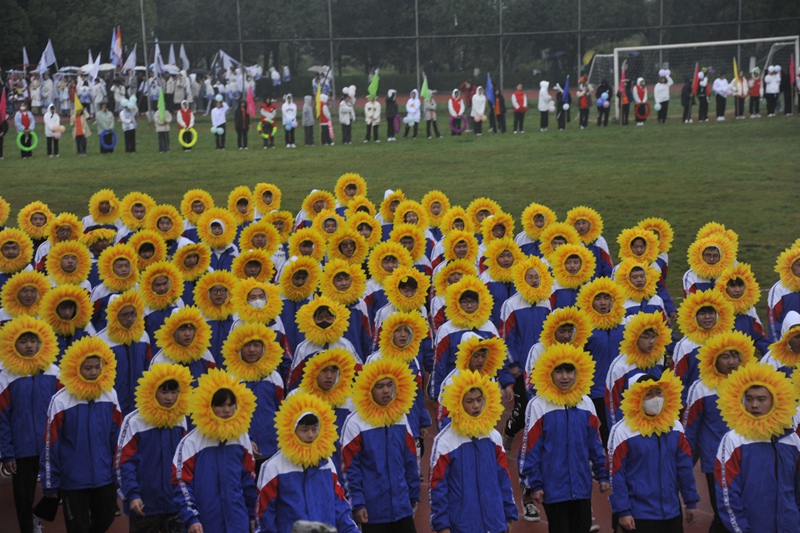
[258,120,275,139]
[16,131,38,152]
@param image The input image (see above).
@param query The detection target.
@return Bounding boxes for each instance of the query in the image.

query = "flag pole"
[140,0,151,116]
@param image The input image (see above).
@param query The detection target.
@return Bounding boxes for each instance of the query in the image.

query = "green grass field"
[2,114,798,311]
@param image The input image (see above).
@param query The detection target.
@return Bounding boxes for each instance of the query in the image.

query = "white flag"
[153,41,164,76]
[88,52,101,80]
[168,44,176,67]
[36,40,57,73]
[219,49,240,71]
[122,43,137,73]
[88,49,94,65]
[23,47,29,66]
[179,44,190,71]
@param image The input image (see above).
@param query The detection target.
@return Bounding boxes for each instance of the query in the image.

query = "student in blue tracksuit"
[340,359,420,532]
[255,392,359,533]
[116,364,191,533]
[608,372,699,531]
[194,271,237,368]
[519,344,609,533]
[40,337,123,533]
[0,317,61,533]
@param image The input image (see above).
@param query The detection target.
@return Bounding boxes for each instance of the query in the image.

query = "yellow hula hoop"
[178,128,198,148]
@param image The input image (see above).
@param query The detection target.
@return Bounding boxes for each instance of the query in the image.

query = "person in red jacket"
[512,84,527,133]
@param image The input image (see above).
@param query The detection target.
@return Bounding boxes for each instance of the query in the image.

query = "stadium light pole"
[139,0,152,115]
[236,0,244,64]
[415,0,420,90]
[499,0,503,91]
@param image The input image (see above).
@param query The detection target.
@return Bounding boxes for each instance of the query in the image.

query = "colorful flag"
[420,74,430,101]
[691,62,700,96]
[111,27,123,67]
[74,93,84,114]
[158,89,166,122]
[367,72,380,99]
[791,55,796,87]
[563,75,570,103]
[246,87,256,118]
[0,89,7,124]
[315,82,322,118]
[732,57,739,83]
[486,73,495,105]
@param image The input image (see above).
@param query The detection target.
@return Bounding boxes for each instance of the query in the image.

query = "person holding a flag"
[423,91,442,139]
[71,100,91,157]
[155,90,173,153]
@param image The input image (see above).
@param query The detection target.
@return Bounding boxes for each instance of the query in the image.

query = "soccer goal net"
[608,36,799,120]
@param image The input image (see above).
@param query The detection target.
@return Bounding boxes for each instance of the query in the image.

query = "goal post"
[611,36,800,120]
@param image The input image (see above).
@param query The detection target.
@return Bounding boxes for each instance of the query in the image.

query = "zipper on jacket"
[385,426,394,519]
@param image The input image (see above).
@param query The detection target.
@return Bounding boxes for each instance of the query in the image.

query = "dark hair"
[17,332,40,343]
[211,388,236,407]
[727,278,745,287]
[158,379,180,392]
[356,206,371,214]
[630,266,645,275]
[697,306,717,315]
[631,237,646,247]
[636,374,657,383]
[459,290,479,302]
[210,222,222,229]
[553,363,576,372]
[398,277,418,290]
[236,198,248,207]
[297,413,319,427]
[138,242,156,255]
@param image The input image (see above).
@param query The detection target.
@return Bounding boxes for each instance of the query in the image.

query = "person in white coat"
[538,81,552,131]
[364,94,381,143]
[339,90,356,145]
[764,65,781,116]
[29,75,42,114]
[712,73,731,121]
[120,99,138,153]
[211,94,230,150]
[403,89,421,139]
[653,69,674,124]
[92,79,107,118]
[471,86,487,136]
[41,72,54,111]
[43,103,61,157]
[281,94,298,148]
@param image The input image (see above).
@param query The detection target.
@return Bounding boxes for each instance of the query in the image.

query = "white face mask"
[642,396,664,416]
[249,299,267,310]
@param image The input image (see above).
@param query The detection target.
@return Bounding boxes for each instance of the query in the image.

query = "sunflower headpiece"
[444,275,493,329]
[227,185,255,225]
[775,246,800,293]
[17,201,53,240]
[232,249,274,282]
[384,266,431,312]
[80,228,117,249]
[180,189,215,225]
[230,278,283,324]
[194,270,237,320]
[0,316,59,376]
[512,256,553,304]
[59,336,117,400]
[394,200,430,230]
[481,211,515,244]
[379,189,405,223]
[190,368,257,442]
[352,358,416,427]
[466,197,502,234]
[105,291,146,345]
[442,370,503,438]
[520,203,557,240]
[319,259,367,307]
[614,259,660,301]
[238,221,281,257]
[279,256,320,302]
[390,223,426,262]
[128,230,168,271]
[140,261,184,311]
[97,244,139,292]
[39,284,92,336]
[87,189,120,225]
[334,173,367,206]
[327,227,369,266]
[119,191,156,231]
[687,236,736,279]
[253,183,282,213]
[222,323,284,382]
[421,190,451,228]
[344,195,377,220]
[767,322,800,369]
[47,213,81,244]
[697,331,756,389]
[576,277,626,330]
[433,259,478,297]
[696,222,739,252]
[620,370,683,436]
[296,296,351,346]
[620,312,672,369]
[288,227,327,262]
[0,196,10,227]
[299,348,356,407]
[155,306,212,363]
[637,217,674,254]
[565,206,603,245]
[442,229,479,263]
[530,344,595,407]
[346,212,381,249]
[715,263,760,315]
[484,238,523,284]
[540,306,593,348]
[275,391,338,467]
[196,207,237,250]
[46,240,92,285]
[301,190,336,221]
[440,206,474,235]
[135,363,193,428]
[539,222,581,259]
[717,363,796,441]
[550,243,596,289]
[262,210,294,242]
[0,228,33,274]
[367,241,413,284]
[617,227,660,265]
[172,243,212,282]
[378,311,428,363]
[146,204,183,242]
[455,334,507,377]
[311,210,346,238]
[0,270,50,317]
[677,290,735,344]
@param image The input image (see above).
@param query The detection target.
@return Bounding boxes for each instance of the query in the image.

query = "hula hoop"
[258,120,275,139]
[449,115,466,134]
[178,128,198,148]
[393,115,402,131]
[635,103,651,120]
[16,131,38,152]
[99,129,117,150]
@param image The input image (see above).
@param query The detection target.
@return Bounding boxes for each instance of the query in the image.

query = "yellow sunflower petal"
[296,296,351,346]
[0,316,59,375]
[230,278,283,324]
[0,228,33,274]
[253,183,282,213]
[367,241,413,284]
[677,290,735,345]
[638,217,674,254]
[441,369,503,437]
[565,206,604,245]
[180,189,215,225]
[351,358,416,427]
[421,191,451,228]
[140,261,184,311]
[715,263,761,315]
[299,348,357,408]
[0,270,50,317]
[540,306,593,348]
[334,173,367,206]
[222,323,284,382]
[444,275,493,329]
[320,259,367,307]
[620,312,672,369]
[520,203,557,240]
[135,363,193,428]
[97,244,140,293]
[378,311,428,364]
[194,270,237,321]
[697,331,756,389]
[620,370,683,436]
[384,266,430,313]
[530,344,595,407]
[279,256,320,302]
[59,336,117,400]
[39,284,93,336]
[484,238,523,284]
[576,277,626,330]
[155,306,213,363]
[105,291,146,346]
[275,391,338,467]
[119,191,156,232]
[190,368,257,441]
[550,244,596,289]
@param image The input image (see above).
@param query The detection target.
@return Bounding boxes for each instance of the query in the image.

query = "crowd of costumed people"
[3,175,800,533]
[2,60,798,159]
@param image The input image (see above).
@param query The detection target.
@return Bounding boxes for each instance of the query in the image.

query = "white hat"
[384,189,395,199]
[637,77,644,84]
[775,65,782,72]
